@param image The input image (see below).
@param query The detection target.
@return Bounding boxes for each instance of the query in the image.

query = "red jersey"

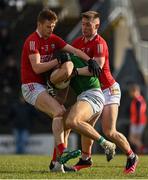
[72,35,115,90]
[130,95,147,125]
[21,31,67,84]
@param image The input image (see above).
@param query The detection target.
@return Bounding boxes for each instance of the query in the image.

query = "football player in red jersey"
[128,84,147,153]
[21,8,101,173]
[72,11,138,174]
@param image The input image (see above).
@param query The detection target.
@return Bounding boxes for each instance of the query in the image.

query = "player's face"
[39,20,56,39]
[82,18,99,39]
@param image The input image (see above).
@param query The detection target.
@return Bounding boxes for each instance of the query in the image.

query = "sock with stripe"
[97,136,106,147]
[82,151,91,160]
[126,149,135,159]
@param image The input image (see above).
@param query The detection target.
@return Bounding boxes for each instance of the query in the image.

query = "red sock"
[82,151,91,160]
[82,151,91,156]
[126,149,135,158]
[126,149,133,156]
[57,143,65,155]
[52,147,57,161]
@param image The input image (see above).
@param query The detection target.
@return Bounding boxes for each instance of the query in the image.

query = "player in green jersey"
[70,54,100,95]
[49,53,116,172]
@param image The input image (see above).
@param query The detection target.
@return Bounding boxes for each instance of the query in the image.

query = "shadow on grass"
[93,165,123,168]
[0,170,49,174]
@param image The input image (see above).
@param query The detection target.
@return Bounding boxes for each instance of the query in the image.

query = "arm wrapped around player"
[88,59,102,77]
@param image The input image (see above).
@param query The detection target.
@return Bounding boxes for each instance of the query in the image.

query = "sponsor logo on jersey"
[40,55,52,62]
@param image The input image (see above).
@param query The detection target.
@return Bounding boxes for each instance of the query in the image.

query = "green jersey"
[70,55,101,95]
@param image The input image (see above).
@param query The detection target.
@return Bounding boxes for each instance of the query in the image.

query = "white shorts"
[103,82,121,106]
[21,83,46,106]
[130,124,146,135]
[77,88,105,114]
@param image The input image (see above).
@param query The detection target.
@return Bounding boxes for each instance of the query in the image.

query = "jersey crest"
[45,45,48,52]
[51,43,55,49]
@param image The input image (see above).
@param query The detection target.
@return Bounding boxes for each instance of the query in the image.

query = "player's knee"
[53,107,65,118]
[106,130,124,142]
[61,61,74,78]
[65,119,72,129]
[103,129,117,140]
[65,118,79,129]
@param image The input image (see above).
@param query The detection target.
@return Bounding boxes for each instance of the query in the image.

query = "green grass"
[0,155,148,179]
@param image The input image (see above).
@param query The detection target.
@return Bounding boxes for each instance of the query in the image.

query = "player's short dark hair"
[37,8,58,23]
[81,11,100,20]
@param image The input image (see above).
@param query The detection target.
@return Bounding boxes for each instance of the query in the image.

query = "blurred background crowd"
[0,0,148,155]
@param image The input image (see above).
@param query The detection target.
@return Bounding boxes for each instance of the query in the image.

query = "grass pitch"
[0,154,148,179]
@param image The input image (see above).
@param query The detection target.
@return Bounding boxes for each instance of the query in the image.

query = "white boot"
[102,140,116,161]
[50,161,65,173]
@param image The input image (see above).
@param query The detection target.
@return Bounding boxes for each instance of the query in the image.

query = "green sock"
[97,136,106,145]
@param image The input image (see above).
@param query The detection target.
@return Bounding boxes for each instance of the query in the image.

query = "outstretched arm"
[62,44,90,61]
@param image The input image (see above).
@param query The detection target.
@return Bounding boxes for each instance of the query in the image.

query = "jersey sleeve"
[72,39,77,47]
[72,37,80,48]
[94,40,108,58]
[25,37,40,55]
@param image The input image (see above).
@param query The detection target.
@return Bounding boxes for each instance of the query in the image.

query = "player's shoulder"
[95,34,105,42]
[49,33,66,44]
[50,33,61,40]
[95,34,107,46]
[25,32,39,44]
[50,33,58,38]
[72,36,83,46]
[138,95,145,102]
[73,36,83,43]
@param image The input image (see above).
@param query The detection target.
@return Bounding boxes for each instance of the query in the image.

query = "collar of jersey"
[36,29,42,38]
